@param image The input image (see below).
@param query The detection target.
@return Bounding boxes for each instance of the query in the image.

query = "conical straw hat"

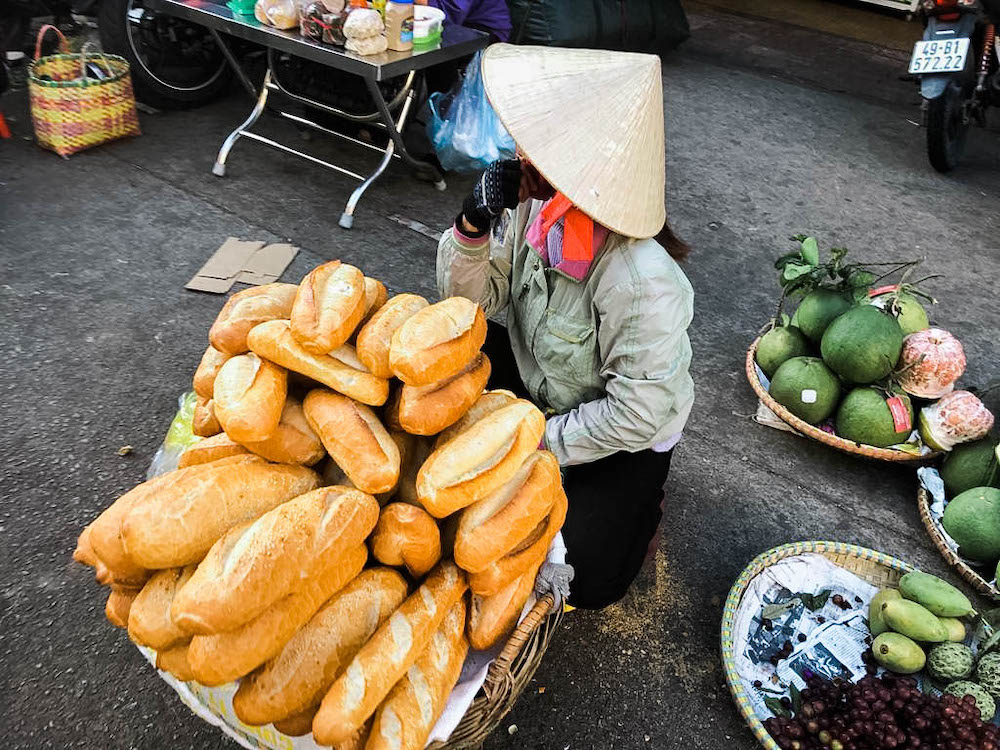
[481,44,665,239]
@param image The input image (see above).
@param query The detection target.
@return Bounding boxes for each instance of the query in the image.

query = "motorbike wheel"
[98,0,231,109]
[926,80,970,173]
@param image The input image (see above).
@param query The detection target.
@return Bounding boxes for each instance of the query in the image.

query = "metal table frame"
[146,0,489,228]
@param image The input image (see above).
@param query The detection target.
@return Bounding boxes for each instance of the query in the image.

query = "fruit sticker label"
[800,389,818,404]
[886,395,912,433]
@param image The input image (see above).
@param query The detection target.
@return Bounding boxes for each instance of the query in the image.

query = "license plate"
[908,38,970,74]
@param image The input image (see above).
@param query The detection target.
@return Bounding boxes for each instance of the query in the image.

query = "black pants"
[482,322,673,610]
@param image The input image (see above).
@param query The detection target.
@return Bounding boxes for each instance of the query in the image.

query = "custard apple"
[943,680,997,720]
[976,651,1000,701]
[927,642,975,684]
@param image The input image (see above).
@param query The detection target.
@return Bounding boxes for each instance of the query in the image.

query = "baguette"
[233,567,407,725]
[291,261,367,354]
[467,563,538,651]
[388,297,487,386]
[433,389,517,450]
[370,503,442,578]
[121,459,320,569]
[366,599,468,750]
[156,640,196,682]
[241,398,325,466]
[187,544,367,686]
[312,561,468,745]
[173,486,378,635]
[248,320,389,406]
[105,585,140,628]
[192,396,223,438]
[469,489,567,597]
[454,451,560,574]
[214,353,287,443]
[193,344,232,399]
[73,523,99,568]
[128,565,197,650]
[397,353,491,436]
[415,400,546,518]
[209,282,298,355]
[356,294,429,379]
[177,433,250,468]
[393,435,434,508]
[304,390,400,495]
[360,278,388,326]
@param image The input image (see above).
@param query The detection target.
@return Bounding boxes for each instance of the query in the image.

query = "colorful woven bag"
[28,26,141,158]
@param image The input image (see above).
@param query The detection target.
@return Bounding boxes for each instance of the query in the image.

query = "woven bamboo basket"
[721,541,915,750]
[746,338,939,464]
[917,487,1000,600]
[432,594,561,749]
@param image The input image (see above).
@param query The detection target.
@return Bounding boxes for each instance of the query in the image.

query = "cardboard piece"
[244,243,298,276]
[187,240,299,294]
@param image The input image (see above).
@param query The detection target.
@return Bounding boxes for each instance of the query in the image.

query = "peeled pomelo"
[835,387,914,448]
[940,436,1000,497]
[919,390,996,452]
[870,292,930,336]
[820,305,903,385]
[769,356,841,425]
[897,328,966,399]
[793,289,854,343]
[756,326,811,378]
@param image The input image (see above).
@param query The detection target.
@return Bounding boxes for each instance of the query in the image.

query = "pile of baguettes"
[72,261,567,750]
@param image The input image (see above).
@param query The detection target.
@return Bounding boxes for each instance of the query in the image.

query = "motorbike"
[909,0,1000,172]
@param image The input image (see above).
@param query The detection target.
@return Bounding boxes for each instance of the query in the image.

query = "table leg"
[209,28,257,101]
[212,69,271,177]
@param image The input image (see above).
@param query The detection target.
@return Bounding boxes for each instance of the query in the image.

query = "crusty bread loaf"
[214,353,288,443]
[248,320,389,406]
[121,459,320,569]
[241,398,325,466]
[397,353,491,436]
[291,261,367,355]
[192,396,223,438]
[156,640,196,682]
[178,433,250,468]
[73,523,99,568]
[388,297,487,386]
[172,486,378,635]
[360,278,388,327]
[366,599,468,750]
[312,561,468,745]
[416,400,546,518]
[105,585,140,628]
[233,567,407,725]
[273,707,317,737]
[392,435,433,508]
[433,389,518,449]
[454,451,560,575]
[469,489,567,597]
[467,563,538,651]
[334,719,373,750]
[128,566,197,650]
[356,294,429,379]
[304,390,400,495]
[209,282,298,355]
[370,503,442,578]
[187,545,366,686]
[193,344,232,399]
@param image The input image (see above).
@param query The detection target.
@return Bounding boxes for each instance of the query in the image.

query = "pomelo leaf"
[783,263,812,281]
[801,237,819,266]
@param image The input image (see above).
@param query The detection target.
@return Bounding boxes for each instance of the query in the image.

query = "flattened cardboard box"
[187,239,298,293]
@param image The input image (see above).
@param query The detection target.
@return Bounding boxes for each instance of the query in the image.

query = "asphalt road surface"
[2,7,1000,750]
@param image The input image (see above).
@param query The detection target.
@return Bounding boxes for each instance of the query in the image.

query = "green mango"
[882,599,949,642]
[899,571,975,618]
[939,616,968,642]
[872,632,927,674]
[869,588,902,637]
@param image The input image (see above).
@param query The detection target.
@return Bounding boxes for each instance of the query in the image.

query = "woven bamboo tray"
[432,594,561,749]
[918,487,1000,600]
[721,541,914,750]
[746,338,939,464]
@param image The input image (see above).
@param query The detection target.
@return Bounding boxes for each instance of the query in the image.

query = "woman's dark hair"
[655,220,690,262]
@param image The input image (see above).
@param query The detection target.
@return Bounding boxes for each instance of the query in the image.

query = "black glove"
[460,159,521,235]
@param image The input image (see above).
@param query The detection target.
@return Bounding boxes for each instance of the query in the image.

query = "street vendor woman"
[437,45,695,610]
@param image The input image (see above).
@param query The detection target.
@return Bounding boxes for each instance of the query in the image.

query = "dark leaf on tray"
[762,601,796,621]
[789,682,802,714]
[764,696,791,719]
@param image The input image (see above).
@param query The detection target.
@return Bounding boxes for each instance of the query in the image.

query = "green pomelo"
[756,326,811,379]
[835,387,913,448]
[820,306,904,384]
[769,357,841,425]
[942,487,1000,563]
[793,289,854,343]
[941,436,1000,498]
[871,292,930,336]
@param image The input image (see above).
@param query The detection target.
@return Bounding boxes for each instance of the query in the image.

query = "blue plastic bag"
[427,51,515,173]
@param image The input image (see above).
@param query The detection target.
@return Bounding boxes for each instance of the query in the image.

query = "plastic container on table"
[413,5,444,49]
